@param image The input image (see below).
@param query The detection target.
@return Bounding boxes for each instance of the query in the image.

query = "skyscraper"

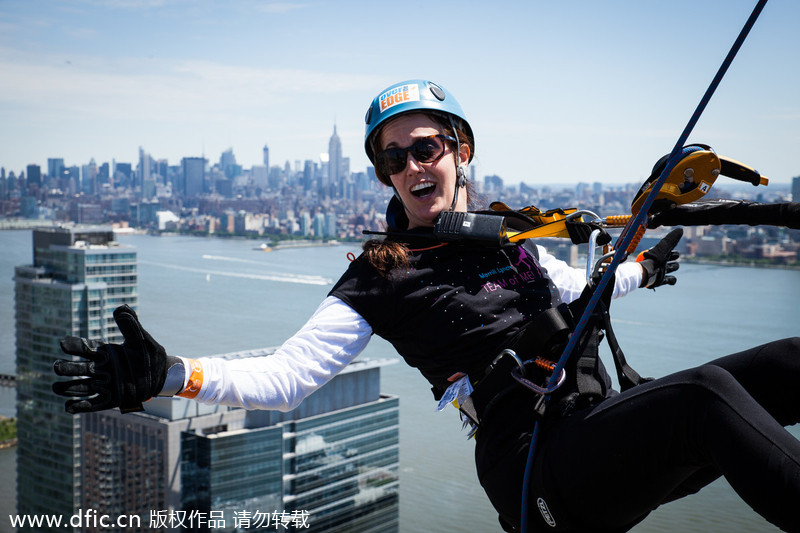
[137,147,153,194]
[182,157,206,198]
[48,158,65,182]
[114,162,133,188]
[328,125,342,194]
[26,164,42,188]
[81,158,98,195]
[220,148,237,179]
[263,145,270,172]
[792,176,800,202]
[14,226,137,532]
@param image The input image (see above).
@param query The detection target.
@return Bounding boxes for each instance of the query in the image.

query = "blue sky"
[0,0,797,186]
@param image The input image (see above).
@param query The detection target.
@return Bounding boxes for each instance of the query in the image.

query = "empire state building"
[328,124,342,190]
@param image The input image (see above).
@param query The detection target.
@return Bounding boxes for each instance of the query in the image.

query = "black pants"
[475,337,800,532]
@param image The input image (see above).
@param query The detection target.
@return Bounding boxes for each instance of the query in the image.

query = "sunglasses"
[375,134,456,176]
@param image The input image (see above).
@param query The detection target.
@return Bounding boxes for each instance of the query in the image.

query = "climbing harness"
[439,272,651,435]
[519,2,770,531]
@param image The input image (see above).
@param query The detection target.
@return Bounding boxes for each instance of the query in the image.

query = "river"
[0,229,797,531]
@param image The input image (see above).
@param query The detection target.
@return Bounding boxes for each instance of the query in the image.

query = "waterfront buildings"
[14,226,137,532]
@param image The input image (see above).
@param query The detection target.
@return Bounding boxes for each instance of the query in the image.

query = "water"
[0,229,798,532]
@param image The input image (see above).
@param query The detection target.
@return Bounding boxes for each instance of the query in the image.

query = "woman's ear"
[458,142,471,167]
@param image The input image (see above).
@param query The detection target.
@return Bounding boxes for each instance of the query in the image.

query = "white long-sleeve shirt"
[176,246,643,411]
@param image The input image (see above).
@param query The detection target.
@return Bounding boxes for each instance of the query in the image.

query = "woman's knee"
[685,364,738,390]
[672,365,750,417]
[775,336,800,354]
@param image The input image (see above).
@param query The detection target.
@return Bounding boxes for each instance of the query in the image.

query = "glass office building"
[14,226,137,532]
[281,398,400,532]
[82,352,399,533]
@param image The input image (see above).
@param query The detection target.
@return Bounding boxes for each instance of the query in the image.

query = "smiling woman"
[50,78,800,533]
[378,114,469,229]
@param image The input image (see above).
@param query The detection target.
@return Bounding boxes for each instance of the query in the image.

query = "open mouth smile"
[410,181,437,198]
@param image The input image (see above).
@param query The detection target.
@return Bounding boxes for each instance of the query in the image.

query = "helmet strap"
[448,115,467,212]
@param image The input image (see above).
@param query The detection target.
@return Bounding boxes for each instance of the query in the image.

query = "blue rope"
[520,1,768,530]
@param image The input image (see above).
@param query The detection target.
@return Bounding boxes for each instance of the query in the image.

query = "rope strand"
[520,2,769,530]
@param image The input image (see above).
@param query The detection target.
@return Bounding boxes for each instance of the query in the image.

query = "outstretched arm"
[53,297,372,413]
[187,296,372,411]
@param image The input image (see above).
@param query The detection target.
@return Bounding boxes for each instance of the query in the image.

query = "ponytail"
[362,238,410,277]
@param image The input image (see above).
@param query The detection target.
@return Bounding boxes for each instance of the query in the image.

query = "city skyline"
[1,1,798,186]
[5,129,797,192]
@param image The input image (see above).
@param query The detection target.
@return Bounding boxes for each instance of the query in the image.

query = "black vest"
[329,236,563,391]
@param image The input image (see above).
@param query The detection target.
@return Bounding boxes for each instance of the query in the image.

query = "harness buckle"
[510,357,568,418]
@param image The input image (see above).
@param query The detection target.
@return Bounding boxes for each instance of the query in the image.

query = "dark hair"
[362,239,411,277]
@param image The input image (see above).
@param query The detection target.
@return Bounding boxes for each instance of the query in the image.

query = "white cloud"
[0,46,383,169]
[77,0,177,9]
[0,49,379,123]
[252,1,312,14]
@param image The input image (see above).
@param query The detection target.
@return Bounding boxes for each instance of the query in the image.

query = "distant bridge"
[0,374,16,387]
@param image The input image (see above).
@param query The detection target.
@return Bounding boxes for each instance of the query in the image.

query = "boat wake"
[201,254,265,265]
[141,261,333,286]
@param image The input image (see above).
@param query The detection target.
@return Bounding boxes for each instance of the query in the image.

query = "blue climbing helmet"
[364,79,475,182]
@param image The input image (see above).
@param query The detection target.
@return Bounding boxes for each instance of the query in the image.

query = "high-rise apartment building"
[138,147,152,192]
[14,226,137,532]
[82,352,399,533]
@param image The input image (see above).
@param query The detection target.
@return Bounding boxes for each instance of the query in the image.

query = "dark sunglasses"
[375,134,456,176]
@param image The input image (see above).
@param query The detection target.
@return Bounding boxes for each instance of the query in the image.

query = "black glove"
[53,305,174,414]
[637,228,683,289]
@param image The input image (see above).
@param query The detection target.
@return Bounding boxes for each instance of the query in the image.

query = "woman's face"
[379,113,469,229]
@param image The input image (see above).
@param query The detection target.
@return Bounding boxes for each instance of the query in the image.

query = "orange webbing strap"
[626,225,647,255]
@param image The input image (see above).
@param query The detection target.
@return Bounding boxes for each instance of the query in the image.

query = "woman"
[54,79,800,532]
